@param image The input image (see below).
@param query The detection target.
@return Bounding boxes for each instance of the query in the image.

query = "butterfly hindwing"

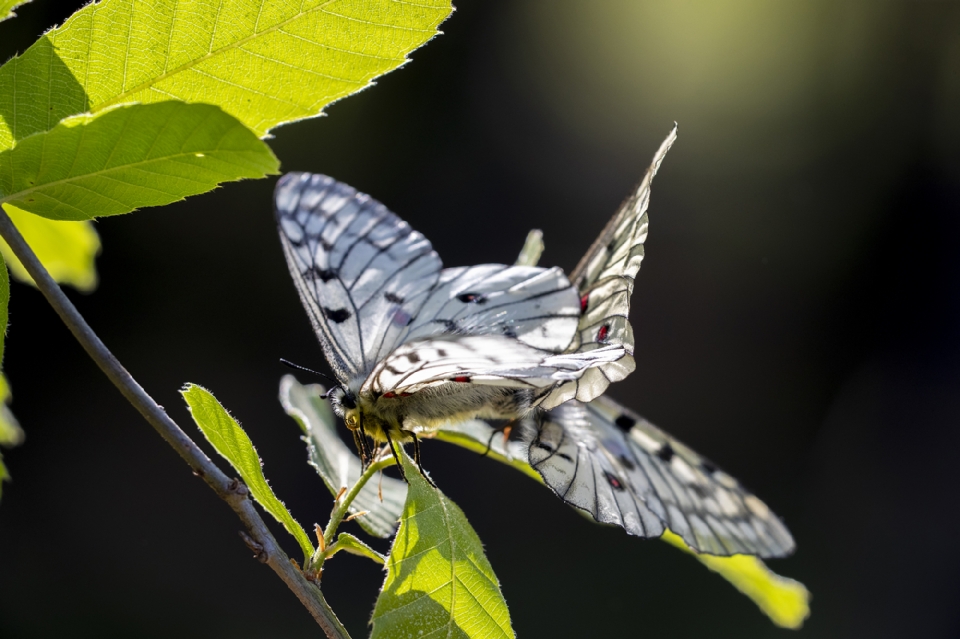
[544,125,678,408]
[367,334,626,396]
[275,173,443,382]
[522,393,796,558]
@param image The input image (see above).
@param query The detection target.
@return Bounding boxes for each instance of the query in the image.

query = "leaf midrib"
[0,146,255,208]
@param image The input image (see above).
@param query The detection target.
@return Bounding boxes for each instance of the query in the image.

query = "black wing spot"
[437,349,448,357]
[690,483,709,497]
[701,460,717,474]
[307,266,336,282]
[534,441,555,453]
[604,470,625,491]
[323,307,351,323]
[614,414,636,431]
[385,364,403,375]
[436,319,458,332]
[656,442,675,463]
[617,454,636,471]
[384,291,404,304]
[288,233,306,247]
[606,239,617,254]
[558,452,573,462]
[457,292,487,304]
[502,326,518,338]
[405,352,421,364]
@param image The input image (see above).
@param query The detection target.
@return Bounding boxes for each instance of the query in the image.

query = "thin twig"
[0,209,351,639]
[313,455,396,571]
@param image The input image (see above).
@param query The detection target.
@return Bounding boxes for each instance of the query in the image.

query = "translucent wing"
[403,264,581,352]
[366,334,626,396]
[545,125,678,408]
[275,173,442,382]
[521,394,795,558]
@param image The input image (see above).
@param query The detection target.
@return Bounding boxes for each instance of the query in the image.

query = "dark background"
[2,1,960,637]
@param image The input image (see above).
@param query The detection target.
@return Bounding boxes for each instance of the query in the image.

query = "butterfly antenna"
[279,358,339,386]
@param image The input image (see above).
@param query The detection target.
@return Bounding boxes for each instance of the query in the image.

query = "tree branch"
[0,208,351,639]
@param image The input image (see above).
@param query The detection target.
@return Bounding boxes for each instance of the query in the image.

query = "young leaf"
[371,450,515,639]
[279,375,406,539]
[514,229,544,267]
[0,101,278,221]
[182,383,314,560]
[0,0,453,149]
[0,204,100,291]
[0,0,30,23]
[661,530,811,629]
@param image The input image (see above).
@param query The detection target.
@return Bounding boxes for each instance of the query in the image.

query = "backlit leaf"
[0,0,30,23]
[0,0,453,150]
[0,101,278,221]
[371,450,514,639]
[0,204,100,291]
[183,383,314,560]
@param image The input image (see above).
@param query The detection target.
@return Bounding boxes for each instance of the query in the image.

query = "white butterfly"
[275,160,631,470]
[277,124,796,558]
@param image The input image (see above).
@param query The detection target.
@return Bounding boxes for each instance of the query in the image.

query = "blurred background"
[2,0,959,637]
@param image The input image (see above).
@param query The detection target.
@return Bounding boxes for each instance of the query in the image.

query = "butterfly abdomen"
[361,384,536,433]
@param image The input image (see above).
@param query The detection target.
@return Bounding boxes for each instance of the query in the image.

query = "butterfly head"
[328,385,362,431]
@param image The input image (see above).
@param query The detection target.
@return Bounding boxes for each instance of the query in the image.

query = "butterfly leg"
[401,429,436,488]
[480,420,516,458]
[382,429,408,483]
[352,429,370,468]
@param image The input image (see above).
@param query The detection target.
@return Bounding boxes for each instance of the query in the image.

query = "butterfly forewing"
[401,264,581,352]
[521,393,796,558]
[275,173,443,382]
[546,125,678,406]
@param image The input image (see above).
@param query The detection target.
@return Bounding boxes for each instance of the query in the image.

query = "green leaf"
[279,375,407,539]
[660,530,810,629]
[514,229,544,267]
[0,0,453,150]
[331,532,386,564]
[0,204,100,291]
[372,449,514,639]
[0,101,278,221]
[0,0,30,23]
[182,383,314,560]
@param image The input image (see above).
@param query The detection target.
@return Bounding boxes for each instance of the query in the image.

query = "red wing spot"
[452,376,471,383]
[382,391,397,399]
[603,470,625,491]
[580,294,589,313]
[399,392,413,397]
[597,324,610,343]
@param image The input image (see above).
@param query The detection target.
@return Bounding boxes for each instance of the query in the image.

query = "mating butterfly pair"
[274,125,795,558]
